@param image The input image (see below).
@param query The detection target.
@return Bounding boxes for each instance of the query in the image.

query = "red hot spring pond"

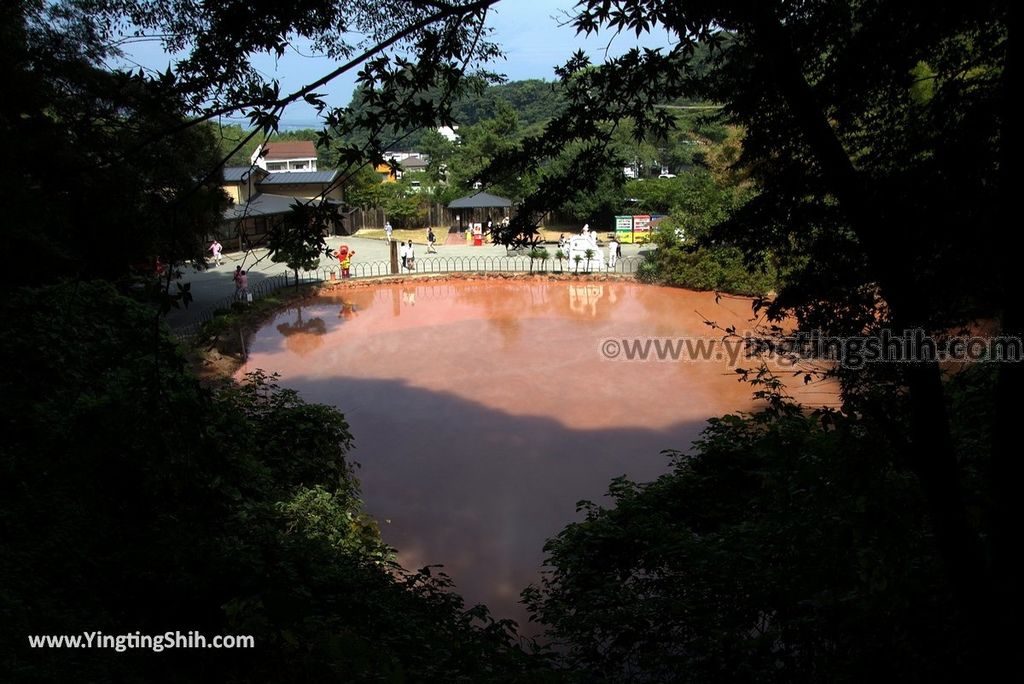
[237,279,835,629]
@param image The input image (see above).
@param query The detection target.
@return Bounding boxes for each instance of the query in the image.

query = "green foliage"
[1,5,229,284]
[634,259,659,284]
[442,101,535,202]
[527,247,550,272]
[638,243,777,296]
[418,128,457,182]
[266,203,332,280]
[333,78,732,230]
[622,169,744,230]
[381,180,430,227]
[622,177,679,213]
[212,122,264,167]
[452,78,566,131]
[527,408,959,681]
[0,282,551,681]
[336,163,388,207]
[344,78,566,153]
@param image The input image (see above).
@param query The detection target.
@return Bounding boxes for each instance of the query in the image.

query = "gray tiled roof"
[447,191,513,209]
[223,166,255,182]
[401,156,429,169]
[223,193,341,220]
[260,171,338,185]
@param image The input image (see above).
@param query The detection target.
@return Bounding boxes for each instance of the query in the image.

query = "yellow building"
[375,162,399,183]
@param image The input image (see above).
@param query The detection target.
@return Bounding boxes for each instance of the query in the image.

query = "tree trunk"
[750,9,990,664]
[990,3,1020,663]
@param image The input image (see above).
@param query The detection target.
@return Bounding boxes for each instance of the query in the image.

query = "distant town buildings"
[375,153,430,182]
[225,139,434,244]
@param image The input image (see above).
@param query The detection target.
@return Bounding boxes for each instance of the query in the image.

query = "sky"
[118,0,676,129]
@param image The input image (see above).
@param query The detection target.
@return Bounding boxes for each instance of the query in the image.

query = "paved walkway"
[166,234,650,329]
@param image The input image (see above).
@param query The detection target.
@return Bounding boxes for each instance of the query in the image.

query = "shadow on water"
[258,372,713,635]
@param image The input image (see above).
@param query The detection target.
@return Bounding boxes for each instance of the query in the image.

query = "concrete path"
[165,234,650,329]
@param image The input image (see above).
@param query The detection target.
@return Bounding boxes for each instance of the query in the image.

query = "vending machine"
[632,214,651,244]
[614,215,634,244]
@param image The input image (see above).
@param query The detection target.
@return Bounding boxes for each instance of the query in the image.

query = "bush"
[635,259,659,284]
[636,243,777,296]
[526,407,959,682]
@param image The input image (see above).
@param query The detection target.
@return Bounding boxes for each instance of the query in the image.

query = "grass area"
[355,227,432,244]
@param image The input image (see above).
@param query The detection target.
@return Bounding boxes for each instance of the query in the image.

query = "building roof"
[223,166,252,182]
[223,193,340,220]
[260,141,317,160]
[222,166,271,182]
[447,191,513,209]
[260,171,338,185]
[401,155,429,170]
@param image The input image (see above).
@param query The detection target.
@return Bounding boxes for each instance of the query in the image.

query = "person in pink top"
[234,266,249,301]
[238,271,249,298]
[209,239,223,266]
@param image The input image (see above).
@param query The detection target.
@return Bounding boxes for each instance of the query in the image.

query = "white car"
[658,173,677,179]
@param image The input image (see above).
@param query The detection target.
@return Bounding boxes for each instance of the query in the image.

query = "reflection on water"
[275,305,328,357]
[568,284,604,316]
[239,281,834,631]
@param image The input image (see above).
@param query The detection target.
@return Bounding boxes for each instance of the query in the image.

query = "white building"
[251,141,318,173]
[437,125,460,142]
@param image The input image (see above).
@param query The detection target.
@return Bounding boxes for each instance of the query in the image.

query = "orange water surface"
[238,280,835,629]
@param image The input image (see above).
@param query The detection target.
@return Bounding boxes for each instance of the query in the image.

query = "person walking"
[385,221,393,243]
[237,270,250,302]
[427,228,437,253]
[399,241,408,270]
[233,265,243,296]
[209,239,223,266]
[406,241,416,272]
[607,236,619,269]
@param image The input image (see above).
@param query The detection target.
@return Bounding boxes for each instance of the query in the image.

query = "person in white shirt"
[385,221,393,243]
[399,241,408,270]
[607,237,618,269]
[406,241,415,271]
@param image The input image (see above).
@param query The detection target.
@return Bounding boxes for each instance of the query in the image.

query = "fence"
[343,203,459,231]
[309,254,643,279]
[171,255,645,343]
